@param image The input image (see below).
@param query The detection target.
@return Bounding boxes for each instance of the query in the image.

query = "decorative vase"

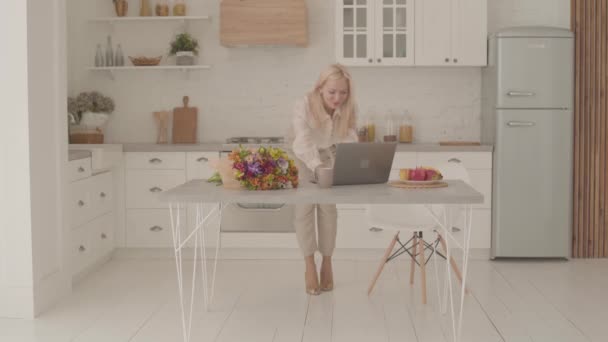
[176,51,195,65]
[114,0,128,17]
[79,112,110,129]
[173,0,186,16]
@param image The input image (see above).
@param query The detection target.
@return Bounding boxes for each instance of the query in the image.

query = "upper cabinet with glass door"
[336,0,415,66]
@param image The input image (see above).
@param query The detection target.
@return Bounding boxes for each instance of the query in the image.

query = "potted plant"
[169,33,199,66]
[67,91,115,143]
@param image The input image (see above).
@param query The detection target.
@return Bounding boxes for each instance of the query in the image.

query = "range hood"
[220,0,308,47]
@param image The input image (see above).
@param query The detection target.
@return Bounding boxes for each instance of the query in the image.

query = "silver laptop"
[332,143,397,186]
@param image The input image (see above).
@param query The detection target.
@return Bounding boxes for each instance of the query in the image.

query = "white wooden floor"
[2,254,607,342]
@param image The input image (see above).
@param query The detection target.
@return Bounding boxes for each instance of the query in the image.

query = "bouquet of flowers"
[208,146,299,190]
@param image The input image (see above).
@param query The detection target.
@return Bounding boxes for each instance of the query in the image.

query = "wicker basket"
[129,56,162,66]
[69,131,104,144]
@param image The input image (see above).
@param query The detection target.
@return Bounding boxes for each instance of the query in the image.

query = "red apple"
[412,168,426,181]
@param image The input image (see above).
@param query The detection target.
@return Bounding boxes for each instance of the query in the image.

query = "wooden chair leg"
[368,232,399,296]
[409,233,418,285]
[437,233,469,294]
[418,238,427,304]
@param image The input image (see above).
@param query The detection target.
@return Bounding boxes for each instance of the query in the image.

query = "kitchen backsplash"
[67,0,569,144]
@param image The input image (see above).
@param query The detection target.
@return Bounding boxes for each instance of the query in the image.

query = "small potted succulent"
[67,91,115,143]
[169,33,199,66]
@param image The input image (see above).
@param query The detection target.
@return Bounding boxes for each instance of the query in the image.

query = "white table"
[159,179,483,342]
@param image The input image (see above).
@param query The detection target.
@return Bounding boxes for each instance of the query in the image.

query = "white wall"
[0,0,35,319]
[488,0,570,34]
[0,0,69,318]
[68,0,483,143]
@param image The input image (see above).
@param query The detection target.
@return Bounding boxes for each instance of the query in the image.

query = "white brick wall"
[67,0,569,144]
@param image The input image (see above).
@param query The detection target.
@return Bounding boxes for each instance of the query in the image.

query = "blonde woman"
[289,64,358,295]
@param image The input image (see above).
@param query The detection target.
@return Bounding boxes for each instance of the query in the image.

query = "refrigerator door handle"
[507,121,536,127]
[507,91,536,97]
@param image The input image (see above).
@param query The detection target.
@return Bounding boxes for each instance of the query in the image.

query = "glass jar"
[383,111,397,142]
[363,108,377,142]
[156,0,169,16]
[398,110,413,143]
[173,0,186,16]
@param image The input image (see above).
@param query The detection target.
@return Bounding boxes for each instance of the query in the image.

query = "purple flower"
[277,158,288,173]
[247,162,263,176]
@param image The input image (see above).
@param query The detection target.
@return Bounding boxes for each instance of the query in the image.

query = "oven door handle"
[233,203,286,211]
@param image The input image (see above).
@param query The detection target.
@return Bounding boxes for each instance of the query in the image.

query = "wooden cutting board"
[172,96,197,144]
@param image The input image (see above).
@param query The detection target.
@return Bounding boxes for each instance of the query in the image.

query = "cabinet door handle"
[78,200,85,207]
[149,158,162,164]
[100,192,106,198]
[78,166,85,173]
[197,157,209,163]
[377,58,382,63]
[448,158,461,163]
[78,245,86,252]
[453,58,458,63]
[507,121,535,127]
[149,225,163,232]
[149,187,163,193]
[369,227,383,233]
[507,91,535,97]
[101,233,107,239]
[368,58,373,63]
[445,58,450,63]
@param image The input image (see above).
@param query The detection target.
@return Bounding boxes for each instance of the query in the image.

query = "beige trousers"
[293,147,338,257]
[295,203,338,257]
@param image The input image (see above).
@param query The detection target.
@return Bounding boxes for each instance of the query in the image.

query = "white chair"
[367,162,471,303]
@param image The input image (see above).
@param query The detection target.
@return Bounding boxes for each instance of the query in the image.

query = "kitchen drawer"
[469,169,492,209]
[391,152,417,169]
[417,152,492,170]
[71,225,93,275]
[336,208,390,248]
[186,152,219,180]
[126,209,188,247]
[446,208,491,249]
[68,157,92,182]
[125,152,185,170]
[90,171,113,218]
[91,212,114,258]
[126,170,186,209]
[68,178,92,229]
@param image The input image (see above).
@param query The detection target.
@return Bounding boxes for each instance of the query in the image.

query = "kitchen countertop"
[68,150,92,161]
[122,142,493,153]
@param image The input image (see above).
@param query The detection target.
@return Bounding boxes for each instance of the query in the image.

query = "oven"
[219,137,295,233]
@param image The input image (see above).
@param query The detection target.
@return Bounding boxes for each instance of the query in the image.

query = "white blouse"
[289,97,358,172]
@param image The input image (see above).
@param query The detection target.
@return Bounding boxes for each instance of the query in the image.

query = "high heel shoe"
[320,268,334,292]
[305,270,320,296]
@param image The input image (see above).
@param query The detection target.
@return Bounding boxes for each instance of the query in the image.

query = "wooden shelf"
[88,65,211,80]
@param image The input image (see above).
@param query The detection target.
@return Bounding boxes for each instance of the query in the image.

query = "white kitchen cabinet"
[126,209,187,248]
[415,0,487,66]
[126,170,186,209]
[125,152,185,170]
[336,0,415,66]
[67,157,116,278]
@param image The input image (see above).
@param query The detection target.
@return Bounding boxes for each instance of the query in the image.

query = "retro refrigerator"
[481,27,574,258]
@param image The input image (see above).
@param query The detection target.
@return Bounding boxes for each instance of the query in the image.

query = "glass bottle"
[383,110,397,142]
[399,110,413,143]
[105,36,114,67]
[114,44,125,66]
[363,108,377,142]
[95,44,104,67]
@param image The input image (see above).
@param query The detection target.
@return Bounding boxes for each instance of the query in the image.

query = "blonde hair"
[306,64,357,139]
